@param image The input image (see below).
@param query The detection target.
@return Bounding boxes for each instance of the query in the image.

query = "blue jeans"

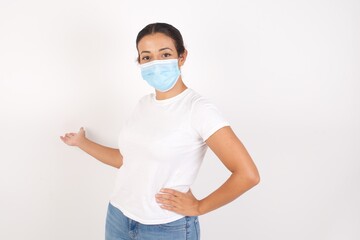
[105,202,200,240]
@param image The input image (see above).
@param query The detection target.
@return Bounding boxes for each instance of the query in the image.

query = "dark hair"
[136,23,185,61]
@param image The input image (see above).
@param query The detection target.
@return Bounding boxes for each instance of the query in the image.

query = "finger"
[157,198,178,208]
[160,188,181,197]
[159,204,182,214]
[60,136,70,144]
[156,197,176,206]
[186,189,194,197]
[156,193,177,202]
[160,204,176,210]
[157,195,182,208]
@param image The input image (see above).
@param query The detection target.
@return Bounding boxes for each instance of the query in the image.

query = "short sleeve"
[190,97,230,141]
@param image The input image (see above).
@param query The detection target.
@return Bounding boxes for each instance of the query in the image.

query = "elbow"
[246,163,260,187]
[114,162,123,169]
[251,172,260,187]
[243,169,260,188]
[112,155,123,169]
[115,159,123,169]
[233,168,260,188]
[114,152,123,169]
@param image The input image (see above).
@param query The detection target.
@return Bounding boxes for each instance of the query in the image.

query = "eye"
[162,53,172,58]
[141,56,150,62]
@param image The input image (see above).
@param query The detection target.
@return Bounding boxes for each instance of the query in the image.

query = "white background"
[1,0,359,239]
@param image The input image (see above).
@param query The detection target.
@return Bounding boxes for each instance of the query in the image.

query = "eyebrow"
[159,47,173,52]
[140,47,173,55]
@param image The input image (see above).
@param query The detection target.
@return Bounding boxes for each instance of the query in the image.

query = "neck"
[155,77,188,100]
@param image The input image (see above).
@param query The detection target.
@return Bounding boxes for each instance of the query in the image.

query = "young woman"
[60,22,260,240]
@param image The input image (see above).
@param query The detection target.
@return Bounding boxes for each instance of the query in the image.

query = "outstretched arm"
[156,126,260,216]
[60,127,123,169]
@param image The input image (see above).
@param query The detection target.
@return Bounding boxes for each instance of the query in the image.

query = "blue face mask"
[140,59,181,92]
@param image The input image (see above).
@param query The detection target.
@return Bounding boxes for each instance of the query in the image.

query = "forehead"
[137,33,176,52]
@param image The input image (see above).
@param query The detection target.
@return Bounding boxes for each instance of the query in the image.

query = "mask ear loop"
[178,55,183,72]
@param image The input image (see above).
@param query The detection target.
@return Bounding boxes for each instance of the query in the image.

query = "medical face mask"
[140,59,181,92]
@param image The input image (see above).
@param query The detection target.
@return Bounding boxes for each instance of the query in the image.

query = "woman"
[60,22,260,240]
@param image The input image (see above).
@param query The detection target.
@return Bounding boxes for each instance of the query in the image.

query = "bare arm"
[156,126,260,216]
[197,126,260,215]
[60,127,123,169]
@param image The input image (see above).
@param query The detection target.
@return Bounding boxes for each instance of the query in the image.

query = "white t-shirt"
[109,88,230,224]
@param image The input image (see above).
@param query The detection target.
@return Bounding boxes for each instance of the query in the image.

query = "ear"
[178,49,188,67]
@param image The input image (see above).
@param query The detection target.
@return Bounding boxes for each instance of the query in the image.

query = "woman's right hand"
[60,127,86,147]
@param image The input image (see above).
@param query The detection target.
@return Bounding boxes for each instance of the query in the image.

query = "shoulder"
[188,89,230,140]
[188,89,228,125]
[186,88,213,107]
[186,89,220,112]
[137,92,154,105]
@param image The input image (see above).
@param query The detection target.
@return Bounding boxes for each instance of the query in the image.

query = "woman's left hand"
[155,188,201,216]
